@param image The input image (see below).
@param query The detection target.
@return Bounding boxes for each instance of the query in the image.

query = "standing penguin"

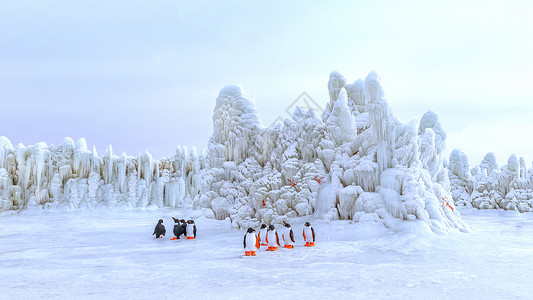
[180,219,187,238]
[243,228,260,256]
[266,225,280,251]
[282,221,295,249]
[153,219,166,239]
[303,222,315,247]
[186,220,197,239]
[170,217,184,240]
[258,224,268,246]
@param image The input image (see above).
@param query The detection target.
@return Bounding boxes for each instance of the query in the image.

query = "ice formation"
[449,150,533,212]
[1,71,473,233]
[0,136,204,212]
[192,71,466,232]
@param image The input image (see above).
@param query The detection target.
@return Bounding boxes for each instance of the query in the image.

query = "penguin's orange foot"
[260,244,267,246]
[245,251,251,256]
[187,237,195,240]
[310,242,315,247]
[170,237,177,240]
[272,247,278,251]
[251,251,256,256]
[284,245,293,249]
[266,247,272,251]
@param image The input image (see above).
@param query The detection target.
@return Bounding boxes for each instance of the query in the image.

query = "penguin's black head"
[172,217,180,223]
[284,223,291,228]
[158,219,163,224]
[304,222,311,227]
[180,219,186,223]
[268,225,275,231]
[260,224,267,229]
[247,228,255,233]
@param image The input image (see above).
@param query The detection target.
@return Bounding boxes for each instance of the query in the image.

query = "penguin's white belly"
[259,229,268,244]
[267,231,277,247]
[245,233,257,251]
[303,227,313,242]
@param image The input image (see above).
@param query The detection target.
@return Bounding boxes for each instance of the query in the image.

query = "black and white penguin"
[266,225,280,251]
[186,220,197,239]
[180,219,187,237]
[258,224,268,246]
[243,228,260,256]
[282,221,295,249]
[170,217,184,240]
[303,221,315,247]
[153,219,166,238]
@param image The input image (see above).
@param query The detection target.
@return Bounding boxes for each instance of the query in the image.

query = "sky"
[0,0,532,166]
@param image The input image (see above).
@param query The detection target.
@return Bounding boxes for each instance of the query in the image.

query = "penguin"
[265,225,280,251]
[281,221,295,249]
[180,219,187,237]
[303,221,315,247]
[170,217,184,240]
[243,228,260,256]
[153,219,166,239]
[186,220,197,239]
[258,224,268,246]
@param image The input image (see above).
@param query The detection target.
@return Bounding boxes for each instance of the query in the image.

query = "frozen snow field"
[1,208,532,300]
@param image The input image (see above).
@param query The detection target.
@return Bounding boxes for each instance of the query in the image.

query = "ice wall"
[0,137,204,212]
[449,151,533,212]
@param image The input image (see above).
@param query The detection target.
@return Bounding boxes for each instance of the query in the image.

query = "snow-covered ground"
[1,208,532,299]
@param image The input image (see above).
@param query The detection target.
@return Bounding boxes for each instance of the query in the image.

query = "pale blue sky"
[1,0,532,166]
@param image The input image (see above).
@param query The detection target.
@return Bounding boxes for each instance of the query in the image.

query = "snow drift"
[1,71,470,233]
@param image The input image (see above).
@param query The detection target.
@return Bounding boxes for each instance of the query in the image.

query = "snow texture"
[1,208,532,299]
[1,71,474,233]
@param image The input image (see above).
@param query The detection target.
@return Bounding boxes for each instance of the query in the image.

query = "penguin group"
[152,218,197,240]
[243,221,315,256]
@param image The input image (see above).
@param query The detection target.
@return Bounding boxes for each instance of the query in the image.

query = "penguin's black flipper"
[290,229,295,243]
[243,234,247,249]
[275,232,280,246]
[311,227,315,242]
[193,225,197,238]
